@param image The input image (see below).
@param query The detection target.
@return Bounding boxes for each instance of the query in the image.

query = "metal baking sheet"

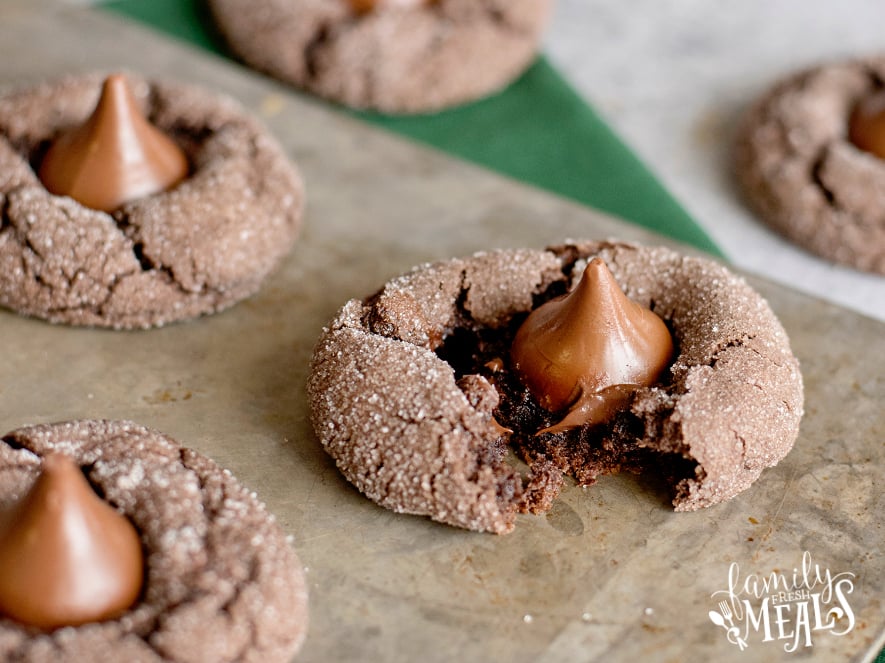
[1,4,883,662]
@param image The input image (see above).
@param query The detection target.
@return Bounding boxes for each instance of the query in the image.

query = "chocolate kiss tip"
[849,91,885,160]
[0,453,144,630]
[511,256,674,433]
[38,73,189,212]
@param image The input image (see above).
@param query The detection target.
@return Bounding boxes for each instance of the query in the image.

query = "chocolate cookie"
[0,419,308,662]
[0,72,304,328]
[308,241,804,534]
[735,57,885,274]
[208,0,553,114]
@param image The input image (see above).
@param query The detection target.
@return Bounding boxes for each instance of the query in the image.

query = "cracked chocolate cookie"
[735,56,885,274]
[0,419,308,662]
[0,72,303,328]
[308,241,804,534]
[208,0,553,114]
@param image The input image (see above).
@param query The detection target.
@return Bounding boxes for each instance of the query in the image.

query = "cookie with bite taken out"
[308,240,804,534]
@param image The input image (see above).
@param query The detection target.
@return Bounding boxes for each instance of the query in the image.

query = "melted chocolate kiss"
[849,90,885,160]
[38,73,189,212]
[511,257,674,434]
[0,454,144,630]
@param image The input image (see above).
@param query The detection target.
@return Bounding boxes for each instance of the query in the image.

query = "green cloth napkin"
[103,0,722,257]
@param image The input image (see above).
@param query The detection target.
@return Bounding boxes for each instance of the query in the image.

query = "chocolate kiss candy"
[511,257,674,434]
[849,90,885,160]
[0,453,144,629]
[38,73,189,212]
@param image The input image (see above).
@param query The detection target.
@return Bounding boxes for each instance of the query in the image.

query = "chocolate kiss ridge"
[0,454,144,630]
[38,73,189,212]
[849,90,885,160]
[511,257,674,434]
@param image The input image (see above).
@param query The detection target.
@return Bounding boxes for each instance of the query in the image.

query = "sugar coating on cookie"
[0,419,308,662]
[308,241,804,534]
[0,72,304,328]
[208,0,554,114]
[735,56,885,274]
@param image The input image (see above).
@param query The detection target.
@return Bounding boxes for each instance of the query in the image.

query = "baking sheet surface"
[0,4,883,662]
